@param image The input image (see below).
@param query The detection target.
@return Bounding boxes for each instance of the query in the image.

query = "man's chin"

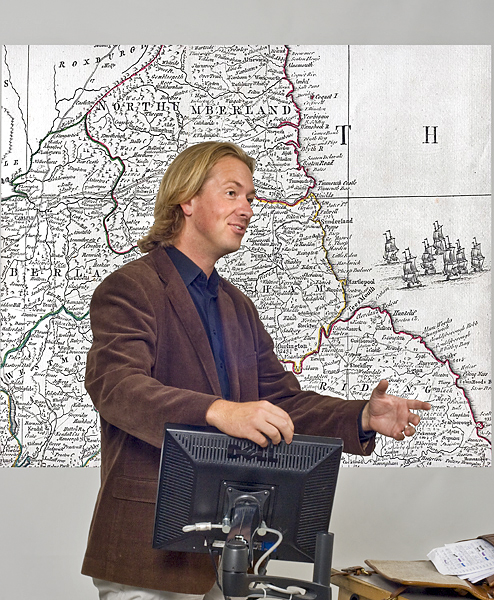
[218,241,243,259]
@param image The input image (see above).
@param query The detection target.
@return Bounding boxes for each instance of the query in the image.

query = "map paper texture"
[0,45,491,467]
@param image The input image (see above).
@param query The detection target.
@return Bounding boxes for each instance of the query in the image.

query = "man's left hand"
[361,380,431,440]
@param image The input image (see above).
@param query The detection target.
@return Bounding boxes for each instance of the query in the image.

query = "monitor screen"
[153,424,343,563]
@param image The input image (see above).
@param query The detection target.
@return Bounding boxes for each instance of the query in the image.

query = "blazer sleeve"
[85,268,220,449]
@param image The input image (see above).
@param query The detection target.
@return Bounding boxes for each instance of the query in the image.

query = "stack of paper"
[428,539,494,584]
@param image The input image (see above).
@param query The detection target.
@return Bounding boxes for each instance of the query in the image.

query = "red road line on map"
[83,45,164,254]
[86,46,164,117]
[282,304,491,447]
[256,45,316,206]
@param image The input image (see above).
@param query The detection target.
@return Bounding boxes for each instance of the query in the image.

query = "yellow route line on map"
[257,192,348,374]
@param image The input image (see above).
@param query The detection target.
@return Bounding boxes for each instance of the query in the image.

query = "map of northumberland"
[1,45,491,467]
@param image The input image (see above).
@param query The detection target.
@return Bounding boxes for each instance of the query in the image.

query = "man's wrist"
[358,403,375,439]
[205,398,227,426]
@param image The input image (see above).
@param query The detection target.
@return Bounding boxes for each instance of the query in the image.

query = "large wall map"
[1,45,491,467]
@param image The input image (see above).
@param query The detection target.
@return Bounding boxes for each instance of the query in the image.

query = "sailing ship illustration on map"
[433,221,447,254]
[385,222,486,284]
[402,248,421,287]
[471,238,485,272]
[443,236,459,280]
[421,238,436,275]
[456,240,468,275]
[383,230,399,263]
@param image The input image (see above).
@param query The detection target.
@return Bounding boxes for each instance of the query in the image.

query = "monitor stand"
[221,499,333,600]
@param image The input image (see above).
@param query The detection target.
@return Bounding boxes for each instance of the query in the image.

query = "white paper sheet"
[428,539,494,583]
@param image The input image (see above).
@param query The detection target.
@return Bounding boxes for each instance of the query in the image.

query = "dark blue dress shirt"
[165,246,231,400]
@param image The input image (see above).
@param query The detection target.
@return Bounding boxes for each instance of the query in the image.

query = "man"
[82,141,430,599]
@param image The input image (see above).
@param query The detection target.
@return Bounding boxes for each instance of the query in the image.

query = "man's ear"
[180,198,194,217]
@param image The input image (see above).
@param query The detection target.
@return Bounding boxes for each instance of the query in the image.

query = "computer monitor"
[152,424,343,564]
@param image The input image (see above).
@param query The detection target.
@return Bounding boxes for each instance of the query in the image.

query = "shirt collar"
[165,245,219,295]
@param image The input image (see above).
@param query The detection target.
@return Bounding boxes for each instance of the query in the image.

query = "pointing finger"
[407,399,431,411]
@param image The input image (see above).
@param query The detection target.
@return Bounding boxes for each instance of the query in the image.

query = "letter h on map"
[423,126,438,144]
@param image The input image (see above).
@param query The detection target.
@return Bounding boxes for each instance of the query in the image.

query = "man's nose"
[238,196,254,219]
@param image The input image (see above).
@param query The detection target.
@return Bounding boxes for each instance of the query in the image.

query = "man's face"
[179,156,256,268]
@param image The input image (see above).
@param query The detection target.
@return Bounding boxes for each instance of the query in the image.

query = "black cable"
[206,537,224,594]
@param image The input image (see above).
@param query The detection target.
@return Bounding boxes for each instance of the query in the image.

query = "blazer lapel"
[217,283,241,402]
[150,248,223,397]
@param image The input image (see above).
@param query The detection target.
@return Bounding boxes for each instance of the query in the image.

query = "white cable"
[266,583,306,596]
[251,583,307,597]
[182,522,224,533]
[253,526,283,574]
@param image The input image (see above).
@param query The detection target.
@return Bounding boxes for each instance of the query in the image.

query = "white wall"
[1,1,492,598]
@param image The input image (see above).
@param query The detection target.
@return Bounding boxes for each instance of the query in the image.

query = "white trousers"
[93,578,224,600]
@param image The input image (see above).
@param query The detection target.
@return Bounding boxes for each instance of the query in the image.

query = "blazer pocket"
[112,476,158,504]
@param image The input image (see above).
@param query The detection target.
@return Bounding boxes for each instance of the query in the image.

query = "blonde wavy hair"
[137,141,255,253]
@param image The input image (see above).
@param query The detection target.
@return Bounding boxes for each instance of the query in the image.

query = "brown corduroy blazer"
[81,247,374,593]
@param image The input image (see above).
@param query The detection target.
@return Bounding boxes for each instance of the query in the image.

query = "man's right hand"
[205,399,294,447]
